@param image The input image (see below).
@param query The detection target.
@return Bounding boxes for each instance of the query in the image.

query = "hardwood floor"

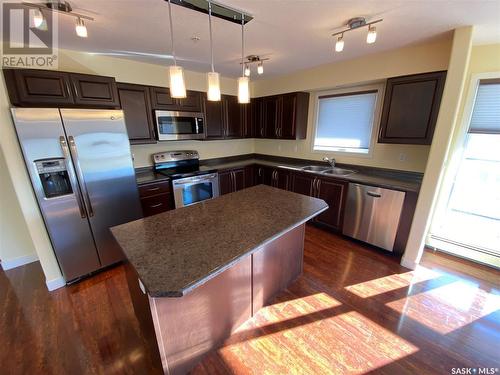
[1,225,499,374]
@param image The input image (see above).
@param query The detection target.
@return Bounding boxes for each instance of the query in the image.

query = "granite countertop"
[135,154,422,193]
[111,185,328,298]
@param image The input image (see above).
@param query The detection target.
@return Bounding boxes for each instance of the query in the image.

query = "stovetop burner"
[152,150,215,180]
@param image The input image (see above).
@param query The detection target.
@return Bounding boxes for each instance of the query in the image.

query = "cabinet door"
[4,69,74,106]
[117,83,156,144]
[315,177,347,231]
[291,172,315,196]
[232,168,246,191]
[150,86,177,109]
[177,90,202,112]
[224,95,243,138]
[245,165,255,187]
[242,103,252,138]
[279,94,297,139]
[251,98,264,138]
[70,73,120,108]
[205,98,225,139]
[218,170,234,195]
[140,193,173,217]
[274,169,290,190]
[255,165,274,186]
[262,96,279,138]
[378,71,446,145]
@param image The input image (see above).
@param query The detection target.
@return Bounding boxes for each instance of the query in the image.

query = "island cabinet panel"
[117,83,156,144]
[314,177,347,231]
[138,181,173,217]
[252,225,305,312]
[378,71,446,145]
[70,73,120,108]
[3,69,74,106]
[148,256,252,375]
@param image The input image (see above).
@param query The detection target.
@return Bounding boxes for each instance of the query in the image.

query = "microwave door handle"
[59,136,87,219]
[68,136,94,217]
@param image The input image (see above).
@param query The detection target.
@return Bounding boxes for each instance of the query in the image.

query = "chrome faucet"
[323,156,336,168]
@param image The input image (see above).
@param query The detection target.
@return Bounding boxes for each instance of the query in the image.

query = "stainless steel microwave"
[155,110,205,141]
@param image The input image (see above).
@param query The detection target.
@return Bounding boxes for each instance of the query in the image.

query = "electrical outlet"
[399,153,407,162]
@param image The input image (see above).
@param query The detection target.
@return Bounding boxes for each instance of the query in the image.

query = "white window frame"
[311,83,384,157]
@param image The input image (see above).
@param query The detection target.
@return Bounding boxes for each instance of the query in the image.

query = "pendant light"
[206,1,221,101]
[366,25,377,44]
[167,0,187,98]
[238,14,250,104]
[335,33,344,52]
[257,61,264,75]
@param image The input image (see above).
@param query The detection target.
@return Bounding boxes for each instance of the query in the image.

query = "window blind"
[315,91,377,153]
[469,80,500,134]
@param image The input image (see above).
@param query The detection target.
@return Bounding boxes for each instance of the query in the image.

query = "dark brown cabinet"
[3,69,74,106]
[219,167,247,195]
[378,71,446,145]
[256,165,290,190]
[70,73,120,108]
[204,95,244,139]
[291,172,347,231]
[150,86,202,112]
[257,92,309,140]
[3,69,120,108]
[117,83,156,144]
[138,180,173,217]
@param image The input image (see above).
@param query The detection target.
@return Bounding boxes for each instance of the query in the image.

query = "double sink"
[300,165,356,176]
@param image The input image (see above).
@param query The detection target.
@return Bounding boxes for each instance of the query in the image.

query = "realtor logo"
[1,2,58,68]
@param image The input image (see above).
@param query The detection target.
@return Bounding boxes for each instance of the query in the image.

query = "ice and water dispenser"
[35,159,73,198]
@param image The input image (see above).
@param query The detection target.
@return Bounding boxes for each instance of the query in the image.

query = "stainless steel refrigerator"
[11,108,142,282]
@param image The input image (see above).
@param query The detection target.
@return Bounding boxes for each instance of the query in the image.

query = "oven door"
[155,111,205,141]
[172,173,219,208]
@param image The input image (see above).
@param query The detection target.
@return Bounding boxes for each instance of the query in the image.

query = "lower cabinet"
[255,165,290,190]
[219,167,248,195]
[138,180,174,217]
[291,172,347,231]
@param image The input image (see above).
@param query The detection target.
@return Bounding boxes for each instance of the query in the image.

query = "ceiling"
[9,0,500,78]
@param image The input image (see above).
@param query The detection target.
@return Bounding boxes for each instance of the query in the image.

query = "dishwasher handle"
[366,191,382,198]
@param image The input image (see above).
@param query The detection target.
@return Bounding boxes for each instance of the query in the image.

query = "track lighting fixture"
[75,18,88,38]
[335,34,344,52]
[244,64,251,77]
[332,17,382,53]
[32,8,44,28]
[240,55,269,77]
[257,61,264,75]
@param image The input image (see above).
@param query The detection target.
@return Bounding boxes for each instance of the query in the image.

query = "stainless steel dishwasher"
[343,183,405,252]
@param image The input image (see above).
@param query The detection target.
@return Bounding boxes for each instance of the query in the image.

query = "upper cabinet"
[70,73,120,108]
[256,92,310,140]
[150,86,202,112]
[204,94,245,139]
[117,82,156,144]
[3,69,119,108]
[378,71,447,145]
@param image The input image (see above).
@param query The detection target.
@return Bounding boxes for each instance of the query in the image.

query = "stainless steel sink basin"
[300,165,331,172]
[322,168,356,176]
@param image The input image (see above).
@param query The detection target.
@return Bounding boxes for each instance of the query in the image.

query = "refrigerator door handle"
[59,136,87,219]
[68,135,94,217]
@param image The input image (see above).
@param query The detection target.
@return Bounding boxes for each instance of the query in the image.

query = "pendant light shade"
[167,0,187,98]
[75,18,88,38]
[32,8,44,28]
[206,0,221,101]
[366,25,377,44]
[169,65,187,98]
[207,71,221,101]
[238,76,250,104]
[335,34,344,52]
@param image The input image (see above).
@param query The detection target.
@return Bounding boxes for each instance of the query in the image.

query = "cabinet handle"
[260,127,264,137]
[258,167,262,177]
[146,187,160,192]
[149,203,163,208]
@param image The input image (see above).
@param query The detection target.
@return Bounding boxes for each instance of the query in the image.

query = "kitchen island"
[111,185,328,375]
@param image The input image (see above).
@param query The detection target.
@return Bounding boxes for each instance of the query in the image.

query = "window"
[313,86,381,154]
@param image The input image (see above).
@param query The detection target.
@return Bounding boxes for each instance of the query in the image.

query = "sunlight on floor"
[386,280,500,334]
[219,295,418,374]
[344,268,441,298]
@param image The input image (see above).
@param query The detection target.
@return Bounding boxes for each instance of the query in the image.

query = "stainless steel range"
[153,151,219,208]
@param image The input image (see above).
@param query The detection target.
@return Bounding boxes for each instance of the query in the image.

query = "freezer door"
[60,109,142,266]
[343,183,405,252]
[10,108,101,281]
